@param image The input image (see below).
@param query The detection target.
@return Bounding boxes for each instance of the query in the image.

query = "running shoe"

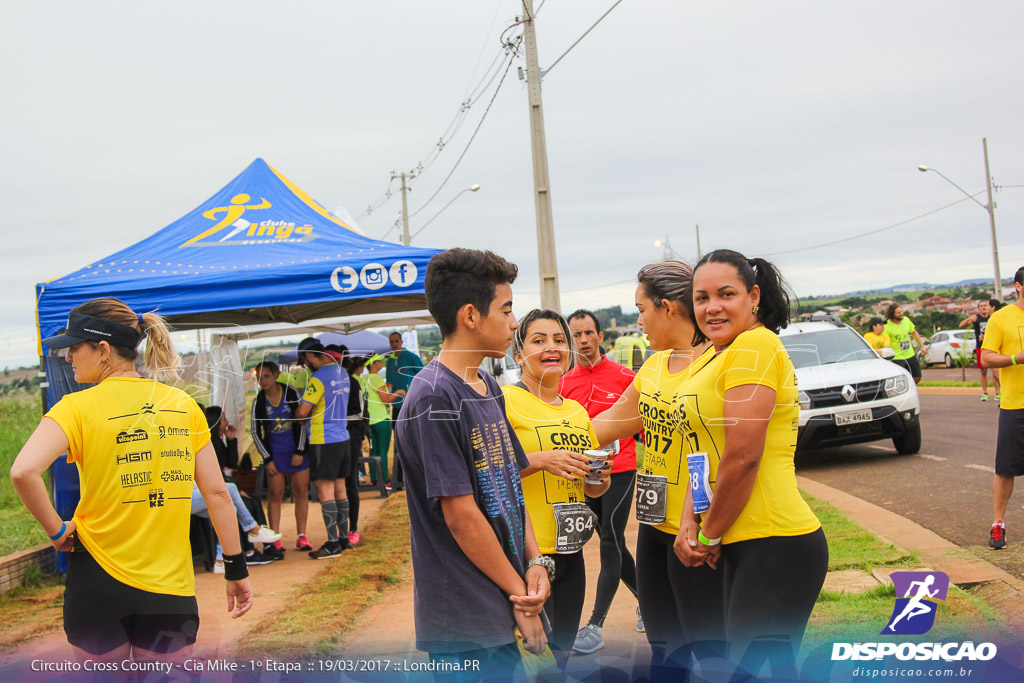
[636,606,646,633]
[980,394,989,402]
[263,545,285,561]
[385,481,392,492]
[309,542,343,560]
[247,525,282,544]
[349,531,361,545]
[296,534,313,551]
[572,624,604,654]
[246,550,274,566]
[213,559,225,574]
[995,393,1002,401]
[990,523,1007,550]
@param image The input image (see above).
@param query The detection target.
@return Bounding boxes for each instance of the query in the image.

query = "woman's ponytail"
[140,312,180,382]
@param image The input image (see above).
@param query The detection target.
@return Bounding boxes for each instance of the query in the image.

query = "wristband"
[697,530,721,546]
[1013,354,1019,367]
[48,521,67,541]
[222,552,249,581]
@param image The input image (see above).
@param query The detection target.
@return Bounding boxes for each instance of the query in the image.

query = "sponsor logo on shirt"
[149,489,165,508]
[121,471,152,488]
[160,469,192,483]
[160,447,193,461]
[115,428,149,445]
[158,426,189,439]
[116,450,153,466]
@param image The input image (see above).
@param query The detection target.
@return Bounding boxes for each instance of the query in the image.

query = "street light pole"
[522,0,561,312]
[409,185,481,242]
[918,137,1002,300]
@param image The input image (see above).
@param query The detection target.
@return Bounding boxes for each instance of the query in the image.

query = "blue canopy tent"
[34,159,441,563]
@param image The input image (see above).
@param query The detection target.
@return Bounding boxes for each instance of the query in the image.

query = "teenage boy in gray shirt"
[396,248,552,675]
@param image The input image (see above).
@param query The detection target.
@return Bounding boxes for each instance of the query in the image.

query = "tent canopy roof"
[36,159,439,346]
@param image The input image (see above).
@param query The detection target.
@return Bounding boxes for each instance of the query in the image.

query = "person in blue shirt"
[386,331,424,492]
[294,338,352,560]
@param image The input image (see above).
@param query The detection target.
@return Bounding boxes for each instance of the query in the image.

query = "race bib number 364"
[553,503,596,553]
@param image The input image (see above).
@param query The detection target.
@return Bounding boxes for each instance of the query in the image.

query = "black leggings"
[721,527,828,675]
[586,469,638,627]
[635,524,726,675]
[542,550,586,667]
[345,425,365,532]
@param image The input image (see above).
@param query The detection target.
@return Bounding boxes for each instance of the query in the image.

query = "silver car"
[923,330,976,368]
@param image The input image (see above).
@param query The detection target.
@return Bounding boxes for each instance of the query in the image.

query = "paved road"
[797,389,1024,577]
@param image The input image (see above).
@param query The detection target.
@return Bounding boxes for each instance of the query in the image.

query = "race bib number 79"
[636,473,669,525]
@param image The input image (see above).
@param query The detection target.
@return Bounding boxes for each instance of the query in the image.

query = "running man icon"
[883,571,950,635]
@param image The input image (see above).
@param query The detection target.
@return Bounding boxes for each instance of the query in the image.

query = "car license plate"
[835,408,872,426]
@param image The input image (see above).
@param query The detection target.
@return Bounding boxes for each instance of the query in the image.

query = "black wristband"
[222,552,249,581]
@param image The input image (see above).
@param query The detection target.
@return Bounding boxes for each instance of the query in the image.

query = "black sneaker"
[263,545,285,561]
[989,523,1007,550]
[246,550,274,565]
[309,542,343,560]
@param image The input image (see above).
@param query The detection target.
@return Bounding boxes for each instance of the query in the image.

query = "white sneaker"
[247,525,282,544]
[213,559,225,574]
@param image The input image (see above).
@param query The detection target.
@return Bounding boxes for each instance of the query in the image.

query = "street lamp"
[918,138,1002,300]
[408,184,481,242]
[654,226,702,262]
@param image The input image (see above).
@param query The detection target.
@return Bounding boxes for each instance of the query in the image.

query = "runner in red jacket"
[559,309,643,653]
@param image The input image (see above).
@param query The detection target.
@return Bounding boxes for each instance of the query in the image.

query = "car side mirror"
[880,347,896,360]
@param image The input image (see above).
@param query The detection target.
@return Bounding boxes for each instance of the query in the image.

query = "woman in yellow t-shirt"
[590,261,723,675]
[503,308,610,666]
[11,298,253,664]
[681,249,827,667]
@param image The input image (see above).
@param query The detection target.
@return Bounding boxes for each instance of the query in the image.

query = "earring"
[752,305,760,315]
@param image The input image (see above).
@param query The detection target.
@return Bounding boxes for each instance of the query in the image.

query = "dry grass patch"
[236,493,411,658]
[0,575,65,654]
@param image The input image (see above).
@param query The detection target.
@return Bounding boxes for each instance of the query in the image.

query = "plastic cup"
[584,450,609,485]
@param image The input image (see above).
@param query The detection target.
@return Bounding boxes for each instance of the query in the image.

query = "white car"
[923,330,976,368]
[778,321,922,455]
[480,351,521,387]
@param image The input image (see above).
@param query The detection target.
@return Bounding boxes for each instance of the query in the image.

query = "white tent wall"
[209,335,247,444]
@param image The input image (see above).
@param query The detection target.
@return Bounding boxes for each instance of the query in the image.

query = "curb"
[798,476,1024,636]
[917,386,981,395]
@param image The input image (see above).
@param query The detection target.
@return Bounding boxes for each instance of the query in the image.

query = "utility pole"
[522,0,561,312]
[982,138,1001,300]
[392,170,414,246]
[695,224,702,259]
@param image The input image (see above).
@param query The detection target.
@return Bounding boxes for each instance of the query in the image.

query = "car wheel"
[893,421,922,455]
[944,353,953,369]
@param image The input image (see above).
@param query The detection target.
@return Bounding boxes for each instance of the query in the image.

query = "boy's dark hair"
[425,248,518,338]
[868,318,883,330]
[567,309,602,335]
[988,298,1002,310]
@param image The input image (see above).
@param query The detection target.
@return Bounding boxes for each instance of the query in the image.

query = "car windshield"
[781,329,879,369]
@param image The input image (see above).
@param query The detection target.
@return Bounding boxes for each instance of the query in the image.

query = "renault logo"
[842,385,856,403]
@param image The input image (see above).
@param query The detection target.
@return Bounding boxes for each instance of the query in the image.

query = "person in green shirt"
[363,354,403,485]
[883,304,928,384]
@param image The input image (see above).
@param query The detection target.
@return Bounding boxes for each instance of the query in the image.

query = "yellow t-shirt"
[502,385,597,554]
[981,304,1024,410]
[683,327,820,544]
[863,331,890,351]
[45,378,210,596]
[632,349,705,536]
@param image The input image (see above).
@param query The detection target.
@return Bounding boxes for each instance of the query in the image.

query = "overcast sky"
[2,1,1022,367]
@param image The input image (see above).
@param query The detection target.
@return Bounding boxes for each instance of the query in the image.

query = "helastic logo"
[883,571,950,635]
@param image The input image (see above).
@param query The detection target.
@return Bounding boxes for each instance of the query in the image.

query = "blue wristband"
[48,521,67,541]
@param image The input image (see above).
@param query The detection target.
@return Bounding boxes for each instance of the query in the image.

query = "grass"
[236,492,413,657]
[0,573,65,654]
[919,380,982,387]
[801,494,1015,658]
[0,391,49,556]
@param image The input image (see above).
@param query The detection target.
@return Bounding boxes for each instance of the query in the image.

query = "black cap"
[42,312,142,350]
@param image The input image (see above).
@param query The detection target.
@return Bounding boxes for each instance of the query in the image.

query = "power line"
[408,42,521,220]
[542,0,624,77]
[764,193,983,257]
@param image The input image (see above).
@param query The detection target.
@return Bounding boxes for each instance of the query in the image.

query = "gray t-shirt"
[396,359,532,653]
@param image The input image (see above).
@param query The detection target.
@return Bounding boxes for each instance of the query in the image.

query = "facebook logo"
[390,260,417,287]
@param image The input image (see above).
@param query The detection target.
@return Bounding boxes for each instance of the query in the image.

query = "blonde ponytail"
[72,297,181,382]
